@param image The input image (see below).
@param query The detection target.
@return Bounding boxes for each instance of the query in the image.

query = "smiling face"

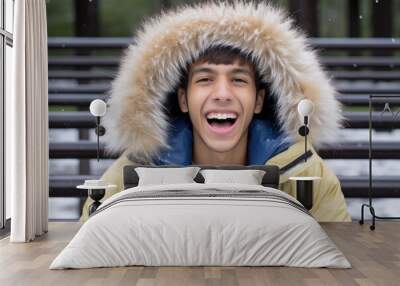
[177,58,265,164]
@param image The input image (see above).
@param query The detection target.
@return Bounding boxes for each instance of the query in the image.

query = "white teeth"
[206,113,237,120]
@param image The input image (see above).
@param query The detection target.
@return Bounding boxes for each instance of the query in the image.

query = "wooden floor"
[0,222,399,286]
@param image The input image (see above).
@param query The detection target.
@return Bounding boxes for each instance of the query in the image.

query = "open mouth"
[205,112,238,135]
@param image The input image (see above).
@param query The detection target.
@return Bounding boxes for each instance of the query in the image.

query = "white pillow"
[135,167,200,186]
[200,169,266,185]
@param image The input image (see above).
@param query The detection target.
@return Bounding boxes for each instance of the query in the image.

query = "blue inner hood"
[153,116,291,165]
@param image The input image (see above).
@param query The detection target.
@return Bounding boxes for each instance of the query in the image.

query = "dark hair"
[179,45,265,93]
[167,46,277,124]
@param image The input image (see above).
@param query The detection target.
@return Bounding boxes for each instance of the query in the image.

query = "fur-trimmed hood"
[102,1,342,161]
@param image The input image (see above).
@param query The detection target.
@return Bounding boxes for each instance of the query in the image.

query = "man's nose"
[211,78,233,102]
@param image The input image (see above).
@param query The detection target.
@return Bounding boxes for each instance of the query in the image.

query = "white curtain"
[8,0,48,242]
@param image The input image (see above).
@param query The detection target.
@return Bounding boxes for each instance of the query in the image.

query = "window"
[0,0,14,232]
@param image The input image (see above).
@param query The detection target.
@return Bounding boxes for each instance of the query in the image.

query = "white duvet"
[50,183,351,269]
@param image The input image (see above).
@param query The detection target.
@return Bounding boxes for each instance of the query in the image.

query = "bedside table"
[77,180,116,215]
[289,176,321,210]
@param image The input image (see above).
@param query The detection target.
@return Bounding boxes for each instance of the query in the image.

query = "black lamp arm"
[298,115,310,163]
[94,117,106,162]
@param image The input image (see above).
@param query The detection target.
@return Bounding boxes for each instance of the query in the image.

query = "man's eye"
[197,78,211,83]
[233,78,247,83]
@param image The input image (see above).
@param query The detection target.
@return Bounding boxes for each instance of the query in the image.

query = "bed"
[50,165,350,269]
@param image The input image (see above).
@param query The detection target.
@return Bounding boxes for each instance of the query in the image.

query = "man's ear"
[177,88,189,113]
[254,89,266,114]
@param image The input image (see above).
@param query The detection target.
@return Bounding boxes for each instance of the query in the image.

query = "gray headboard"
[123,165,280,189]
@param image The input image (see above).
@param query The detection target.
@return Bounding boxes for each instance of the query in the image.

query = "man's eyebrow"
[230,68,253,76]
[191,67,216,75]
[191,67,253,76]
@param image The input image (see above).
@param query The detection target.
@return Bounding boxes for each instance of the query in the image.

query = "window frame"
[0,0,13,233]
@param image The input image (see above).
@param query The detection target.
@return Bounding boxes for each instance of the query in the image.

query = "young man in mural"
[81,2,351,222]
